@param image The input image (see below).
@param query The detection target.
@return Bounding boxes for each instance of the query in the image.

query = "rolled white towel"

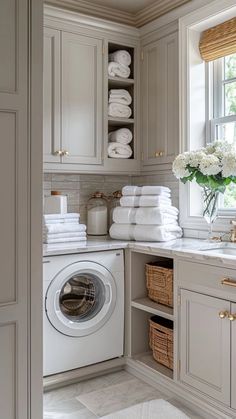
[120,195,172,207]
[109,50,131,67]
[43,232,87,240]
[109,224,182,242]
[122,185,171,196]
[108,62,130,79]
[43,223,86,234]
[109,89,132,106]
[108,103,132,119]
[113,206,178,225]
[44,236,87,244]
[108,142,132,159]
[108,128,132,145]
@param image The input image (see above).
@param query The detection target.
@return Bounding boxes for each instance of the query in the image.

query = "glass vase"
[202,188,220,240]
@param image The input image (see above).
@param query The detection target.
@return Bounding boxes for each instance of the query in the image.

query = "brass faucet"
[230,221,236,243]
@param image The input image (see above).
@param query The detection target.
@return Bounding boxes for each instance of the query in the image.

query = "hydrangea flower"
[199,155,221,175]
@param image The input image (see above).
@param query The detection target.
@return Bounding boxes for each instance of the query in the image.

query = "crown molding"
[44,5,140,38]
[45,0,193,28]
[45,0,136,26]
[134,0,191,27]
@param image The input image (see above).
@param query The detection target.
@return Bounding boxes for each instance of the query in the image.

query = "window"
[209,53,236,210]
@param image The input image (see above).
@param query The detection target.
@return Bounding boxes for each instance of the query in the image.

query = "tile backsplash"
[43,171,179,223]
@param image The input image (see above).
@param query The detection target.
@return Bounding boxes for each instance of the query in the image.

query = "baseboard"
[125,358,233,419]
[43,357,125,391]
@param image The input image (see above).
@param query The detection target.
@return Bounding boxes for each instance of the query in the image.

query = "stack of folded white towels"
[108,49,131,79]
[109,186,182,242]
[108,89,132,119]
[43,213,87,248]
[108,128,133,159]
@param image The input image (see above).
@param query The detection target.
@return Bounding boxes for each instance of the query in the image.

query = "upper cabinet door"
[43,27,61,162]
[180,289,230,406]
[61,32,103,165]
[142,32,178,166]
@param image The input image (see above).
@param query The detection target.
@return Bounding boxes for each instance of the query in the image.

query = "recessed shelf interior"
[130,251,174,379]
[107,42,135,160]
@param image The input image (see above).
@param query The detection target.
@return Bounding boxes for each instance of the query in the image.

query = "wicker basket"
[149,315,173,370]
[146,260,173,307]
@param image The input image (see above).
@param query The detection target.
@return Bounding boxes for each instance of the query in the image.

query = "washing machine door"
[45,261,116,337]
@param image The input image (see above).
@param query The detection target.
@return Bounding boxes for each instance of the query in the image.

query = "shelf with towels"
[108,76,134,88]
[108,117,134,126]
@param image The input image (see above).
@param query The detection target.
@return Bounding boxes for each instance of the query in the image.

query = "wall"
[43,172,179,223]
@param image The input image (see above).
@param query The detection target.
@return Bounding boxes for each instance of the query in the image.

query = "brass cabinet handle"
[221,278,236,287]
[62,150,69,156]
[54,150,63,156]
[155,151,164,157]
[228,314,236,321]
[159,151,164,156]
[219,310,229,319]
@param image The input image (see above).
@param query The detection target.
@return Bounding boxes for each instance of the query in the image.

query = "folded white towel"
[122,185,171,196]
[120,195,172,207]
[43,223,86,234]
[44,213,80,221]
[108,103,132,118]
[108,142,132,159]
[43,232,87,240]
[44,218,79,225]
[108,128,132,145]
[113,206,178,225]
[44,236,87,244]
[109,89,132,106]
[108,62,130,79]
[109,224,182,242]
[109,50,131,67]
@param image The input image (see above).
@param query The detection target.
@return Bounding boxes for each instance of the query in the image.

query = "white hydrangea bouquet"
[172,141,236,237]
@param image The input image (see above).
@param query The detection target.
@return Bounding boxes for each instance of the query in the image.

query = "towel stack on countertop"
[43,213,87,248]
[109,186,182,242]
[108,49,131,79]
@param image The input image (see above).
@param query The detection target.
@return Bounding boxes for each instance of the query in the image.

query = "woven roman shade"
[199,17,236,62]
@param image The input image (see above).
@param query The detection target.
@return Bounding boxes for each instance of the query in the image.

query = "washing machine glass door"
[46,261,116,337]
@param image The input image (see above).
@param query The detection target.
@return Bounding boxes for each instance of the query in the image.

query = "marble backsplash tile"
[43,172,179,223]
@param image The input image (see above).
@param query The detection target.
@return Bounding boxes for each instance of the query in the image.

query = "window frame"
[208,56,236,214]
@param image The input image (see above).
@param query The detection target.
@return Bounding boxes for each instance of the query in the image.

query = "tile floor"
[44,370,205,419]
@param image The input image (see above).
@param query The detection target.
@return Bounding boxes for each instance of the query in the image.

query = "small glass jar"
[109,190,122,228]
[87,192,108,236]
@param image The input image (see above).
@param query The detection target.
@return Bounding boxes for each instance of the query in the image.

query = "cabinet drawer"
[177,260,236,300]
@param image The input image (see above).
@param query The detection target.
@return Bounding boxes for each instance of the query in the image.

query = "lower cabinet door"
[180,289,230,405]
[231,302,236,409]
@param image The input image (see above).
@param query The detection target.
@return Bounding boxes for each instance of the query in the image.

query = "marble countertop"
[43,237,236,268]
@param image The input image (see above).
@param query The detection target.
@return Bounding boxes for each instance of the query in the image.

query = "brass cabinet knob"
[219,311,229,319]
[228,313,236,321]
[62,150,69,156]
[159,151,164,157]
[155,151,164,157]
[54,150,63,156]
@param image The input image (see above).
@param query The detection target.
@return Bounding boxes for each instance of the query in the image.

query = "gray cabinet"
[61,32,103,165]
[231,302,236,410]
[141,32,178,167]
[180,289,231,405]
[43,28,103,167]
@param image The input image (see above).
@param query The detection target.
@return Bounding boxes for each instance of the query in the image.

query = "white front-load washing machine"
[43,249,124,376]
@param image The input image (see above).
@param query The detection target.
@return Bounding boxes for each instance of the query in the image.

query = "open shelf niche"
[128,251,174,380]
[107,42,136,160]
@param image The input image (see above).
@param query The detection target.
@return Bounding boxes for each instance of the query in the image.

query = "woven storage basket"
[149,315,173,370]
[146,260,173,307]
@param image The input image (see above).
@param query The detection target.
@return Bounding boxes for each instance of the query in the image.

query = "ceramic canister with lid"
[87,192,108,235]
[44,191,68,214]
